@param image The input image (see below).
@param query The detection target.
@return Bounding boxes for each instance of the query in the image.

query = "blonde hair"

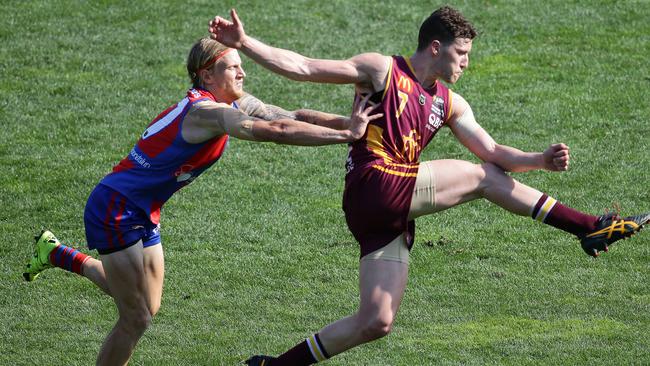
[186,37,230,88]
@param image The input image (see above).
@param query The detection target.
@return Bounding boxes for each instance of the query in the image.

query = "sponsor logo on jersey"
[428,114,444,130]
[175,164,195,183]
[427,96,445,131]
[397,76,413,93]
[129,148,151,168]
[418,94,426,105]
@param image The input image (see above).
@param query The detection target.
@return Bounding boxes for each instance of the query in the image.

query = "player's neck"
[408,53,437,89]
[205,85,237,104]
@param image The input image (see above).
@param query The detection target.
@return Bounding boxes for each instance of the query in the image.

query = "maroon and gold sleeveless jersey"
[343,56,452,257]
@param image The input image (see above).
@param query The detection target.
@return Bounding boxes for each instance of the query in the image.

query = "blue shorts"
[84,184,161,254]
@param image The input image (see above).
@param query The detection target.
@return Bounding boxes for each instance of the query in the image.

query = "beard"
[218,85,245,104]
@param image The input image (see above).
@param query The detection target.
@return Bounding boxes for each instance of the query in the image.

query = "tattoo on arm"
[294,109,348,129]
[237,93,296,121]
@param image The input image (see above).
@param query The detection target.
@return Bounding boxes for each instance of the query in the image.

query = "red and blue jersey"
[100,88,234,224]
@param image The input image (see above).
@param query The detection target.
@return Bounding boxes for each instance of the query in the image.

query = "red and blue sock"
[49,244,90,275]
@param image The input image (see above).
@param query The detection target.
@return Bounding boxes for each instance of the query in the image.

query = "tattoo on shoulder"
[237,93,296,121]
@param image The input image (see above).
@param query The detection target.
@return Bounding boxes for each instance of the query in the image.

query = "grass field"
[1,0,649,365]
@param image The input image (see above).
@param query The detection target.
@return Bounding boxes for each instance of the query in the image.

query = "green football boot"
[580,212,650,257]
[23,230,60,281]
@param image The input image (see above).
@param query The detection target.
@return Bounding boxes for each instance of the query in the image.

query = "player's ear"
[430,40,441,56]
[200,68,214,85]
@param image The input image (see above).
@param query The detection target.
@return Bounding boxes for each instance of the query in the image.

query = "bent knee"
[481,162,506,175]
[359,315,395,341]
[119,307,153,334]
[478,162,507,188]
[458,161,493,184]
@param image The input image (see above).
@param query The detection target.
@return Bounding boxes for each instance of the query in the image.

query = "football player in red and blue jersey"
[23,37,381,365]
[209,7,650,365]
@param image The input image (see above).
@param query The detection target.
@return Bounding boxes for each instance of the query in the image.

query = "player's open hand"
[543,143,570,171]
[208,9,246,49]
[348,94,382,140]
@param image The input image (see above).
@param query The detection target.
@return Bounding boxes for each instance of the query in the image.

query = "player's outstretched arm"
[250,94,382,145]
[186,95,381,146]
[236,93,297,120]
[208,9,389,90]
[448,92,570,172]
[237,93,355,130]
[294,109,351,130]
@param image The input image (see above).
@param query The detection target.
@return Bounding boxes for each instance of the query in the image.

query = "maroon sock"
[531,194,599,236]
[271,334,329,366]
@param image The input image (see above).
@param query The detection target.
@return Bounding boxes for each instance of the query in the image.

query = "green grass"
[2,0,649,365]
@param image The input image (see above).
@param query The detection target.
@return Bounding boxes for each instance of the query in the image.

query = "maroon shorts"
[342,166,418,258]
